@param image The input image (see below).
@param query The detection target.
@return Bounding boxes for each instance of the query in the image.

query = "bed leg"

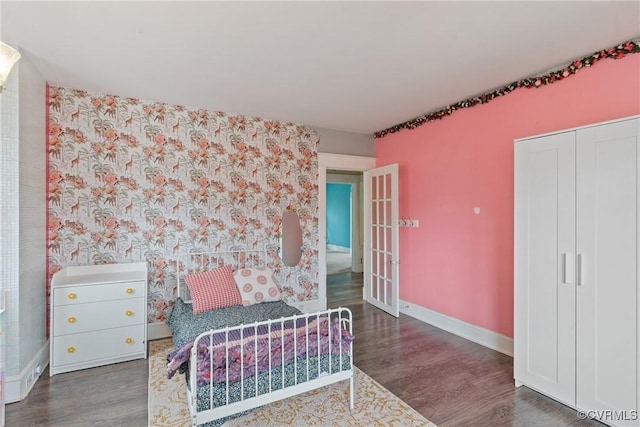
[349,375,355,410]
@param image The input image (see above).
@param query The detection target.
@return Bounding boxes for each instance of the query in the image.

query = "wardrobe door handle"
[577,254,584,286]
[563,253,574,284]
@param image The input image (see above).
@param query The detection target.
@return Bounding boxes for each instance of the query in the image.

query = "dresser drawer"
[52,325,145,368]
[53,298,145,336]
[53,280,145,306]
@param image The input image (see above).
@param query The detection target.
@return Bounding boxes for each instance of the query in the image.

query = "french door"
[363,164,399,317]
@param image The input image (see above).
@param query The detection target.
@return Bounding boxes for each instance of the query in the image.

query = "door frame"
[318,153,376,309]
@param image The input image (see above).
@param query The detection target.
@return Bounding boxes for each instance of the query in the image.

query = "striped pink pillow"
[183,265,242,313]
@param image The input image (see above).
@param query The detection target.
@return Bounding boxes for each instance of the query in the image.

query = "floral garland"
[374,40,640,139]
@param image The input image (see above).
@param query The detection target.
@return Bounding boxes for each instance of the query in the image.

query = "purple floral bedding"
[167,315,353,386]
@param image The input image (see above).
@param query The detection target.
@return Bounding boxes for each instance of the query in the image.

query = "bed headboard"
[176,249,268,303]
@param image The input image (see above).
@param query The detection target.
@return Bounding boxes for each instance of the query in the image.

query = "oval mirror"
[281,210,302,267]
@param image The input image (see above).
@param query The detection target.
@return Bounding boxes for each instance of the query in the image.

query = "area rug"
[149,338,435,426]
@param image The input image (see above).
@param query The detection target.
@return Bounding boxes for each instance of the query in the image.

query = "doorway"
[326,173,364,276]
[318,153,376,309]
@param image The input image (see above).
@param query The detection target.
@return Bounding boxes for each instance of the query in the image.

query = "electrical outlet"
[400,219,419,228]
[26,364,42,386]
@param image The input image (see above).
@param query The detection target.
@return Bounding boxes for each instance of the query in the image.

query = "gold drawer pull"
[68,316,76,323]
[125,288,134,294]
[67,346,75,353]
[125,310,133,317]
[68,293,77,300]
[125,337,133,344]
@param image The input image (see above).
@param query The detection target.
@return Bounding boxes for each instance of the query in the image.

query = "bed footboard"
[188,307,354,426]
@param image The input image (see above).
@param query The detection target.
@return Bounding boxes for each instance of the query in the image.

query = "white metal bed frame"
[175,250,354,426]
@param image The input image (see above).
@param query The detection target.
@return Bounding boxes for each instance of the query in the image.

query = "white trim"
[6,340,49,403]
[318,153,376,306]
[147,321,172,340]
[400,299,514,357]
[318,153,376,170]
[326,172,362,184]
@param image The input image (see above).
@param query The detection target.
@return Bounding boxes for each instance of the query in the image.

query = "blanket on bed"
[167,315,353,386]
[166,298,302,349]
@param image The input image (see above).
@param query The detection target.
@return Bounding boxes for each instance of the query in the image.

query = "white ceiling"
[2,1,639,135]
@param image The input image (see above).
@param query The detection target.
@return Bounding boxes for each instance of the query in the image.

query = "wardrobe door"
[576,118,639,425]
[515,131,576,406]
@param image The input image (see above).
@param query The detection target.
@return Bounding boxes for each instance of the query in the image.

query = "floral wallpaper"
[47,86,319,323]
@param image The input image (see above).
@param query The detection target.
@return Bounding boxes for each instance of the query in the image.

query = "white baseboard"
[289,298,326,313]
[148,321,172,340]
[6,340,50,403]
[400,299,514,357]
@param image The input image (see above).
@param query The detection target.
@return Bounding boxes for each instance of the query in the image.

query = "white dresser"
[50,262,148,376]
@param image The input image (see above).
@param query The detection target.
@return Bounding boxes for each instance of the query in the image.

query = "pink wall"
[375,56,640,338]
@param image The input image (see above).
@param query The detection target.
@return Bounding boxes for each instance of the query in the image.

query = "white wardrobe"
[515,116,639,427]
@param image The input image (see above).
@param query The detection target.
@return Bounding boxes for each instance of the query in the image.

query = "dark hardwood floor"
[327,272,601,427]
[7,272,601,426]
[6,357,148,426]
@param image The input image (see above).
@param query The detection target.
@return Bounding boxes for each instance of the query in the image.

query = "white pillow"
[233,267,282,306]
